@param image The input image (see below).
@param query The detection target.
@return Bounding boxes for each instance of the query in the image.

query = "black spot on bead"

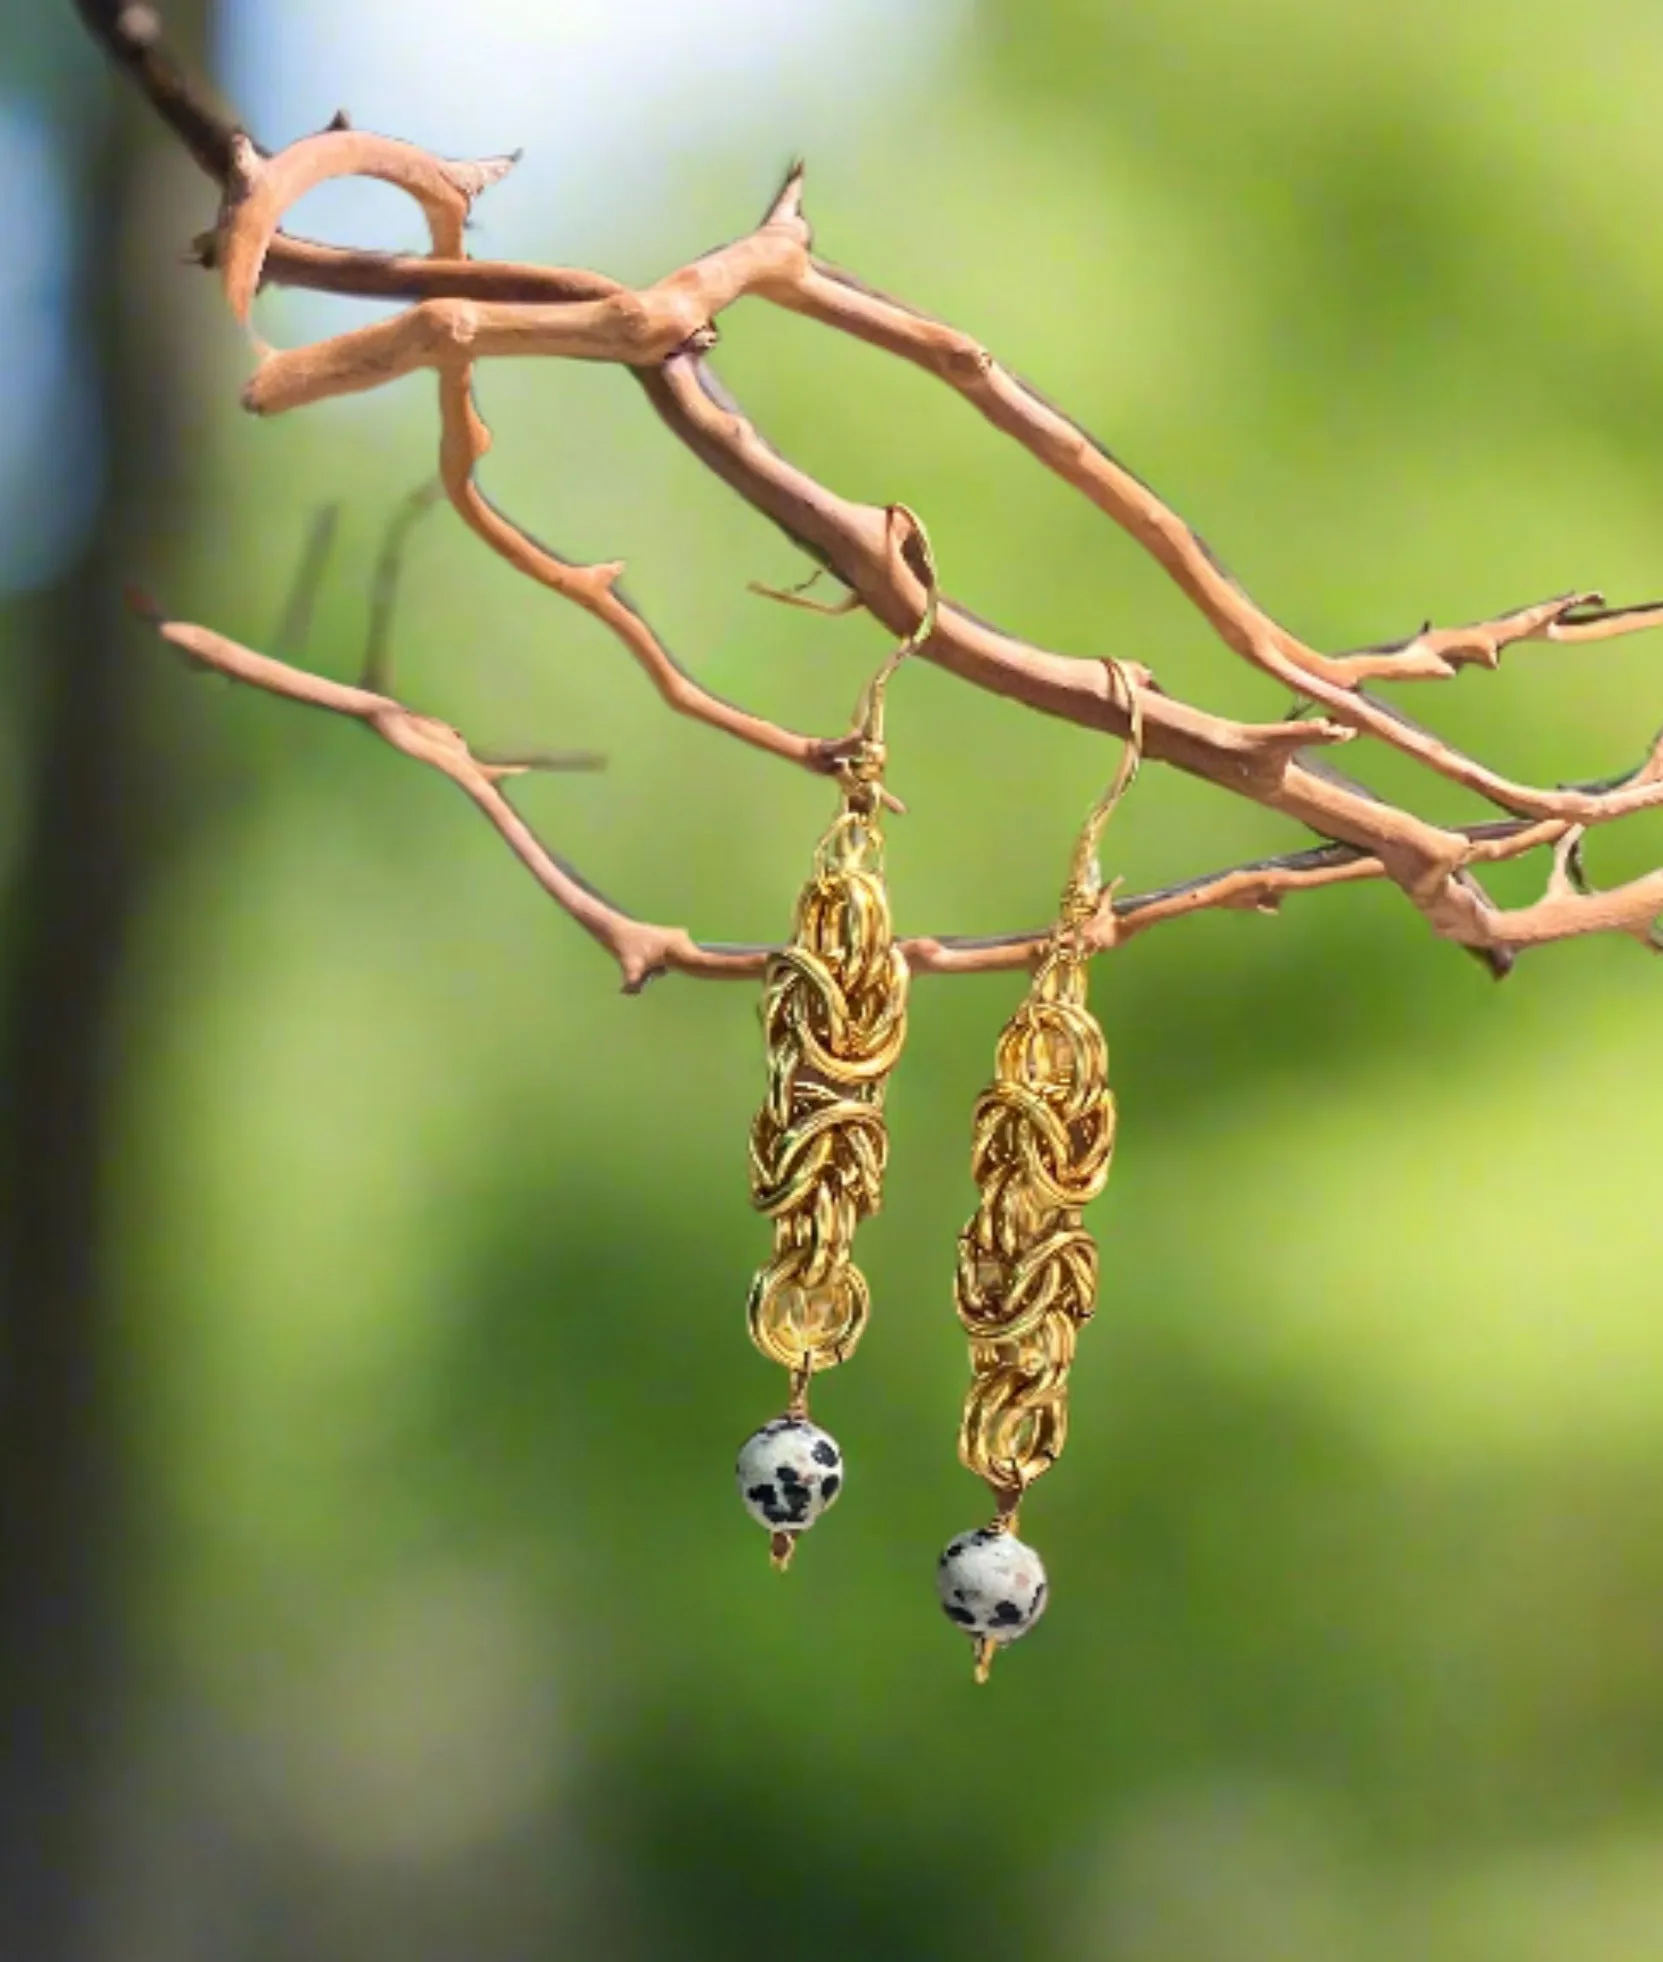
[747,1482,778,1514]
[774,1478,812,1523]
[820,1474,840,1500]
[1032,1582,1048,1611]
[992,1600,1024,1627]
[811,1440,838,1468]
[944,1604,978,1626]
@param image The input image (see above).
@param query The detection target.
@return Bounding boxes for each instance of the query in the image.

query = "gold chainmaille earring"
[735,511,939,1570]
[937,667,1144,1679]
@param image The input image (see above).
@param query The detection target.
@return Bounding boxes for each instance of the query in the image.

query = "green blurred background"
[5,1,1663,1956]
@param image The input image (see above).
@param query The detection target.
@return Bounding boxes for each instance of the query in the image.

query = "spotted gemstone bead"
[736,1415,845,1537]
[937,1526,1049,1644]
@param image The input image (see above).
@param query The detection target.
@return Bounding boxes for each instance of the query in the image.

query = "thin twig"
[271,502,340,661]
[363,480,443,692]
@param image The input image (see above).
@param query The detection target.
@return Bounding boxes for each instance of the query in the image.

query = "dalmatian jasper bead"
[736,1415,844,1536]
[937,1526,1049,1644]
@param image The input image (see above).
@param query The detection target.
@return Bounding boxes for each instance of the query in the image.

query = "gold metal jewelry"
[734,510,938,1570]
[937,666,1144,1679]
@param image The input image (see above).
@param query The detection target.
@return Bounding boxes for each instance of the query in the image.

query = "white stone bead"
[936,1527,1049,1643]
[736,1415,844,1535]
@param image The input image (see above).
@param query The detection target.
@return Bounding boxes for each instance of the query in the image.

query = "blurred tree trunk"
[0,5,215,1954]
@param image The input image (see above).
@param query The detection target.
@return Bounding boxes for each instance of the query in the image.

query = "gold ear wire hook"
[1059,657,1144,930]
[850,503,939,753]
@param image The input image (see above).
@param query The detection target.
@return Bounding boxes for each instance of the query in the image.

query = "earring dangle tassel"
[734,511,937,1570]
[937,669,1143,1679]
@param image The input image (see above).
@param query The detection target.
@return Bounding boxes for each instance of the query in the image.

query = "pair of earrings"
[733,513,1142,1681]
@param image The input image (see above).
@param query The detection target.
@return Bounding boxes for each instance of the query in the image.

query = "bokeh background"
[6,2,1663,1957]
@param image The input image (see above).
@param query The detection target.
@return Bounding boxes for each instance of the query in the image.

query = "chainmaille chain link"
[746,768,910,1401]
[953,661,1140,1514]
[954,939,1115,1504]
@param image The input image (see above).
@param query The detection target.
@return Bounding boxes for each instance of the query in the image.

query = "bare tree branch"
[135,601,1663,989]
[77,0,1663,985]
